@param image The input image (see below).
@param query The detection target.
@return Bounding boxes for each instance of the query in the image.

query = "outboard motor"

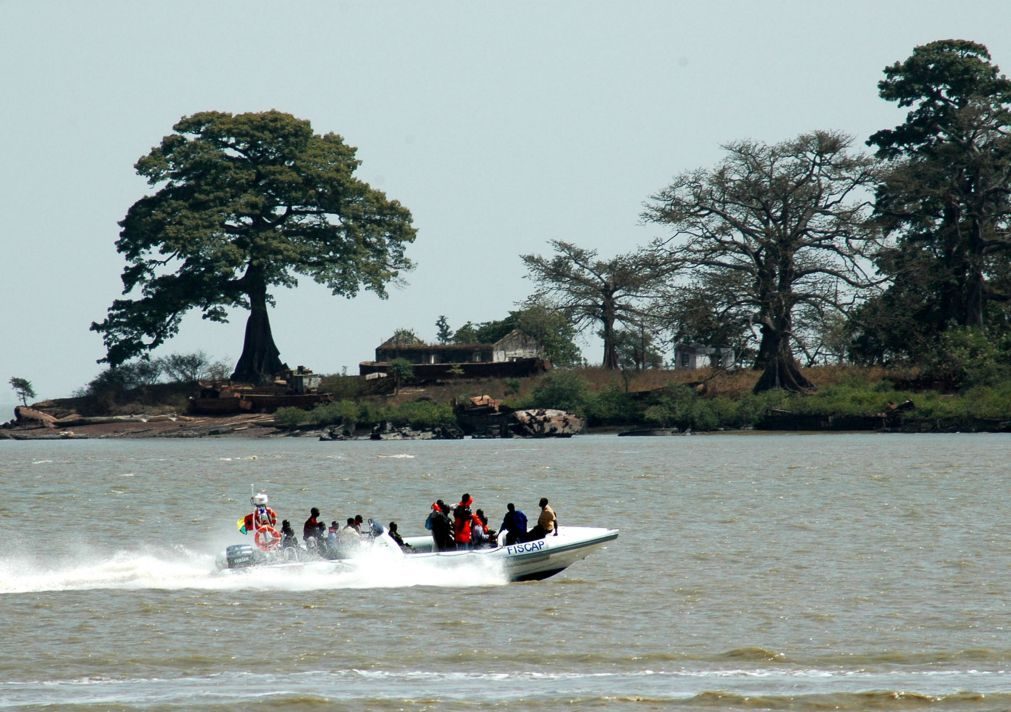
[223,543,258,569]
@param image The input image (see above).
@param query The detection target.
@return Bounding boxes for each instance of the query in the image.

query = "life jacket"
[245,506,277,531]
[453,514,473,543]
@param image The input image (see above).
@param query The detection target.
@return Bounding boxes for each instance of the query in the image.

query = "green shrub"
[305,400,360,428]
[528,371,591,415]
[923,327,1011,389]
[963,383,1011,419]
[357,400,392,427]
[388,400,455,429]
[274,407,310,428]
[320,375,364,400]
[585,386,638,426]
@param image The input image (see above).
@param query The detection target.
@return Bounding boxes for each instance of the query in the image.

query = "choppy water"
[0,433,1007,710]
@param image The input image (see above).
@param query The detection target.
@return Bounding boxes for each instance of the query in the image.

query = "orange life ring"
[254,525,281,551]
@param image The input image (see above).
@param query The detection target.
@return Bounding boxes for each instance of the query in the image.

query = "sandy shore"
[0,413,284,440]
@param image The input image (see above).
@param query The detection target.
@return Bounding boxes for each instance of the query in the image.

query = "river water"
[0,433,1007,710]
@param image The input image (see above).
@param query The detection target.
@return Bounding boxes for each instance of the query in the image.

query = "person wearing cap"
[242,492,277,533]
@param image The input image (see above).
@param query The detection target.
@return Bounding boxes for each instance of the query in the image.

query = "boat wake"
[0,544,508,594]
[4,667,1008,710]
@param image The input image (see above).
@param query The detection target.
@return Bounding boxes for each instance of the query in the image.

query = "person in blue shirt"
[499,503,528,545]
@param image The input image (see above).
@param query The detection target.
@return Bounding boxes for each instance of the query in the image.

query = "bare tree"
[521,241,675,369]
[644,131,880,392]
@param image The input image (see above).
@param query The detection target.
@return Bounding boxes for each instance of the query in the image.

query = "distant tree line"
[90,40,1011,395]
[516,40,1011,392]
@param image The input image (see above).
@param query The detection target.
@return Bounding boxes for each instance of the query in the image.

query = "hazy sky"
[3,1,1011,405]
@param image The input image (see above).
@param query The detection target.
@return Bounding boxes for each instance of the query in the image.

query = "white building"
[672,343,736,370]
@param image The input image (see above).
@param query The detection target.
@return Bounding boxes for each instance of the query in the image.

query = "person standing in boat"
[243,492,277,532]
[452,493,482,549]
[426,501,454,551]
[499,503,528,545]
[303,507,323,545]
[524,497,558,541]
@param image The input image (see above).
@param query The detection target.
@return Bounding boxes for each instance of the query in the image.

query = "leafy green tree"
[449,304,581,366]
[521,241,674,369]
[860,40,1011,359]
[451,321,479,343]
[612,326,665,370]
[156,351,228,382]
[921,326,1011,390]
[435,315,452,344]
[92,110,416,384]
[9,377,36,406]
[527,371,591,415]
[80,361,163,412]
[389,358,414,395]
[644,131,879,392]
[512,303,582,367]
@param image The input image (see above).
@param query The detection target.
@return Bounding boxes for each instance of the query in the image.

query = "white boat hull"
[401,526,619,581]
[218,526,618,582]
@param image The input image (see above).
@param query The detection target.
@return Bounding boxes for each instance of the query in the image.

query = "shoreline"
[4,417,1005,440]
[0,413,280,440]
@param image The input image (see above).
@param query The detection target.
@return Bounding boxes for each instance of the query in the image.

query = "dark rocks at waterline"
[510,408,584,438]
[618,428,685,436]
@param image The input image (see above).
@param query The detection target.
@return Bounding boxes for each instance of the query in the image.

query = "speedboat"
[400,526,618,581]
[217,524,618,582]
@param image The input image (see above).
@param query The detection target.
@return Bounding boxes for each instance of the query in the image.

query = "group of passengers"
[297,508,391,559]
[240,491,558,556]
[425,494,558,551]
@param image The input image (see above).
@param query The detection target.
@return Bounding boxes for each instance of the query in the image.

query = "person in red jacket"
[242,492,279,548]
[452,493,486,549]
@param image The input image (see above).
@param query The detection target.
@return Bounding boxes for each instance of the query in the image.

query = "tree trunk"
[601,292,620,370]
[964,216,986,327]
[752,323,815,393]
[753,327,776,370]
[231,278,287,384]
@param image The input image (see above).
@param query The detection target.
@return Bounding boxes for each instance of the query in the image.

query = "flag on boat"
[237,517,248,534]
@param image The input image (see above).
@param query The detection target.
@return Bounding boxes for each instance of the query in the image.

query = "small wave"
[716,647,788,663]
[4,668,1007,710]
[688,689,997,710]
[817,648,1009,666]
[377,454,415,459]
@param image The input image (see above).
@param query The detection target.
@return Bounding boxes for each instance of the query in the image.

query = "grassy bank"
[275,366,1011,434]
